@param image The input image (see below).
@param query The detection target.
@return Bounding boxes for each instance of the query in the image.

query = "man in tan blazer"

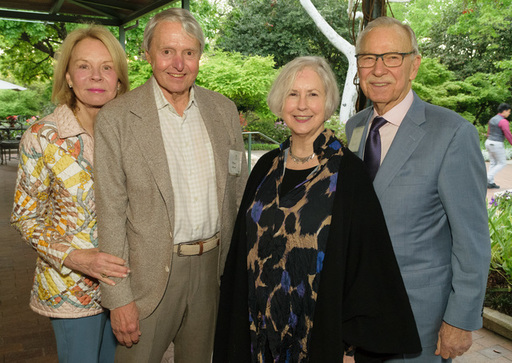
[94,8,247,363]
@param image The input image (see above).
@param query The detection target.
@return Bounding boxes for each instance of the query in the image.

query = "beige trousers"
[115,246,220,363]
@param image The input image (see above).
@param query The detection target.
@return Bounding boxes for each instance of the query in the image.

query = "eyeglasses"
[355,51,415,68]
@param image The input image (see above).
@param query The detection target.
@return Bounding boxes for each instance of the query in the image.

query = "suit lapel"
[127,79,175,211]
[373,94,426,195]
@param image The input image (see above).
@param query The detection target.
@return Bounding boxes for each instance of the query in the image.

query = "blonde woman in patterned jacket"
[11,26,129,363]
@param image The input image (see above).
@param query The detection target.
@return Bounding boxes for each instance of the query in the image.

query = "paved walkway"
[1,152,512,362]
[0,158,58,362]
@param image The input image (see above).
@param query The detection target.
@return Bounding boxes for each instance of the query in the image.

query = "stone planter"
[483,307,512,340]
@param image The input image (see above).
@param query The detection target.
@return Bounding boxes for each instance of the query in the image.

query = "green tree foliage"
[190,0,227,50]
[0,0,221,114]
[413,58,479,123]
[0,21,70,84]
[128,60,153,89]
[412,58,510,125]
[0,82,53,119]
[217,0,350,89]
[391,0,512,126]
[196,50,278,119]
[392,0,512,79]
[0,0,218,87]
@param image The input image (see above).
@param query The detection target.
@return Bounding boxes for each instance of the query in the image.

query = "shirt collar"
[151,76,197,114]
[372,89,414,127]
[54,104,88,139]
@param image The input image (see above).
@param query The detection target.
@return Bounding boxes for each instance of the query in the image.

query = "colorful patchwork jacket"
[11,104,103,318]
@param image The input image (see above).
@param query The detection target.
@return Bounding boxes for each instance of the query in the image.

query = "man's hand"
[435,321,472,359]
[111,301,141,347]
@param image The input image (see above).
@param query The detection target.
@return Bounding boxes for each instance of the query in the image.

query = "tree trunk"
[357,0,388,111]
[299,0,358,124]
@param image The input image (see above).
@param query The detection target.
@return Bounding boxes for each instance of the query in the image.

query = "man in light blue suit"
[345,17,491,362]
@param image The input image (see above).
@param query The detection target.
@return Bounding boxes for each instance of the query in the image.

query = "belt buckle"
[176,241,203,257]
[176,243,186,257]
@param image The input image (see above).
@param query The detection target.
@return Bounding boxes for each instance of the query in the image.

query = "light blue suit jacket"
[345,92,491,348]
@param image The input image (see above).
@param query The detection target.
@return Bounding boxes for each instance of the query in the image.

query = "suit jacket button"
[165,266,170,273]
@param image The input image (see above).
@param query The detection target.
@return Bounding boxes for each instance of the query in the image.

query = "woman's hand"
[64,248,129,285]
[344,346,356,362]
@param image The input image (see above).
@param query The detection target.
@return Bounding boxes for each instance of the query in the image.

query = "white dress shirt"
[153,78,219,244]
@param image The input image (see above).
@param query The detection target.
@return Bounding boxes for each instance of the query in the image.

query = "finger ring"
[100,273,107,278]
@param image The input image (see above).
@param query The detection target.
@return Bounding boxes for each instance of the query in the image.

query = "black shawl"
[214,147,421,362]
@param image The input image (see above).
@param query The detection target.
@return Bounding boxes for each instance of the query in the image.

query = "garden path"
[487,160,512,202]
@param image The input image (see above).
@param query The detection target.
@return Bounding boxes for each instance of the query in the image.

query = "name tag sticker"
[348,126,365,153]
[228,150,243,176]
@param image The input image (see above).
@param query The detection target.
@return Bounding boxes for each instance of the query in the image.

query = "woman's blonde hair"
[52,25,129,109]
[267,56,340,120]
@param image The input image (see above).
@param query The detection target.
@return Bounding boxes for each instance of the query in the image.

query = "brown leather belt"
[173,234,220,257]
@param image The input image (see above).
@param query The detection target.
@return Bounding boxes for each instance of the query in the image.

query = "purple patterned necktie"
[364,116,388,181]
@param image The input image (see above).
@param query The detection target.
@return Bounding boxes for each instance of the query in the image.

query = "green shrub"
[128,59,153,89]
[488,191,512,287]
[245,143,280,151]
[324,115,347,145]
[196,50,278,120]
[243,113,348,146]
[485,287,512,315]
[0,81,53,119]
[244,111,290,144]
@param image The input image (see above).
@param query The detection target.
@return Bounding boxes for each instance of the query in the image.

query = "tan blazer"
[94,79,248,319]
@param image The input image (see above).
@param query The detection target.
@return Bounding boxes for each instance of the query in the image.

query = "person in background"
[345,16,491,362]
[485,103,512,189]
[11,25,130,363]
[214,56,420,363]
[94,8,247,363]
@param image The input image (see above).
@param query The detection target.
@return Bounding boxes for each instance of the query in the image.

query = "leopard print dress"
[246,129,343,362]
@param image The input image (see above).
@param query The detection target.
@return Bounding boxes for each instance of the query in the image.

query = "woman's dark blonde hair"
[267,56,340,120]
[52,25,129,109]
